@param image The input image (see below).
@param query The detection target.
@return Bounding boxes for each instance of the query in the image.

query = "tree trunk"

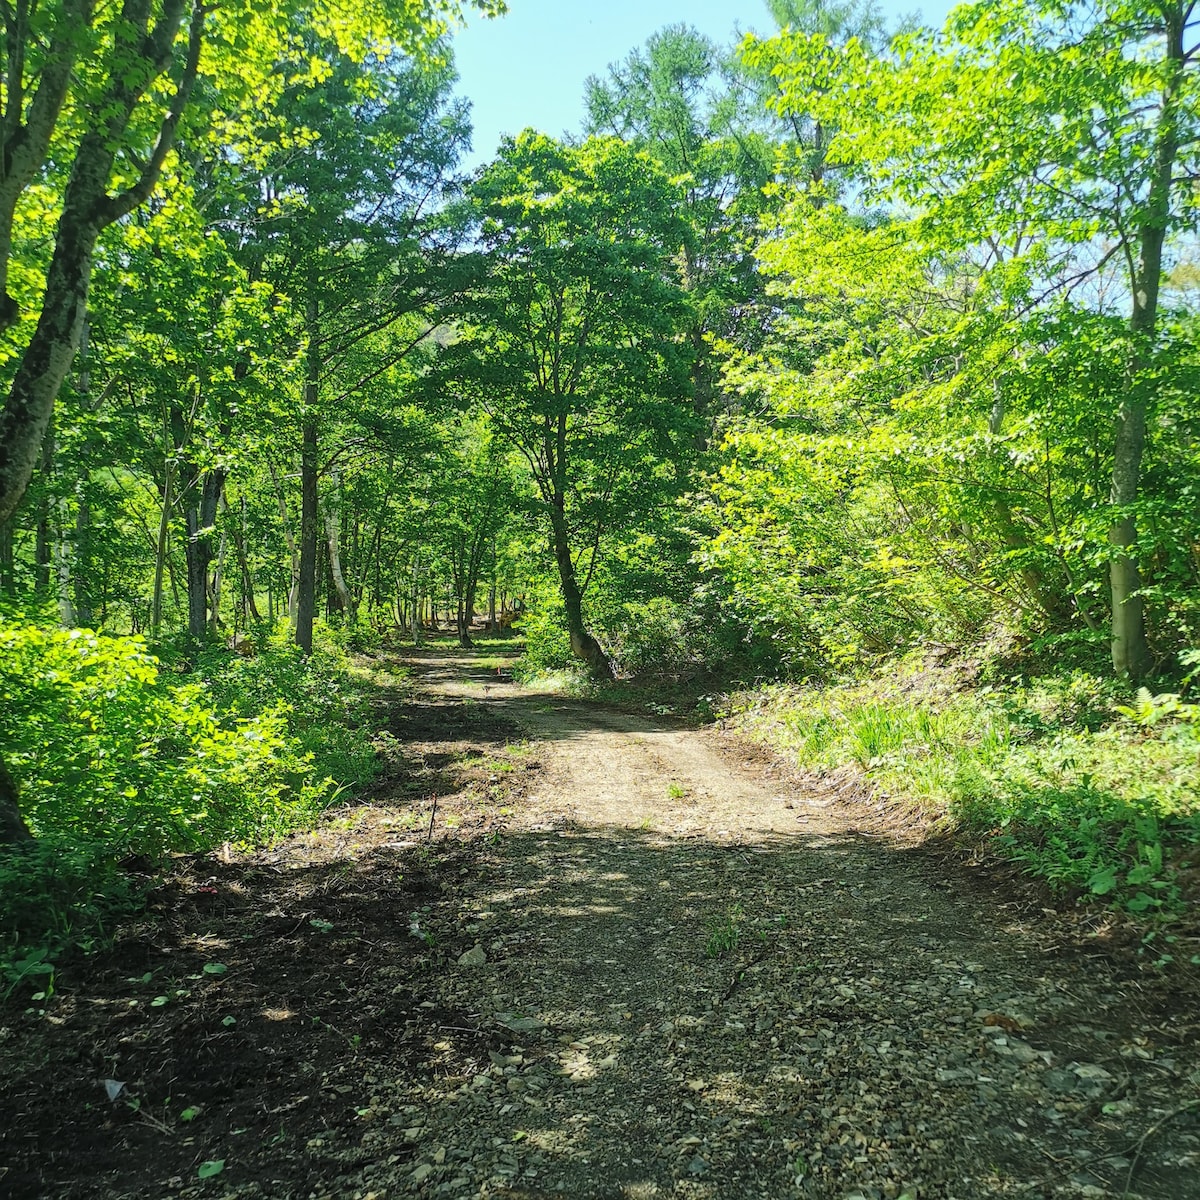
[71,314,94,626]
[296,416,319,655]
[34,426,52,592]
[229,493,262,624]
[1110,400,1151,679]
[1109,12,1181,681]
[0,754,33,846]
[0,1,205,525]
[295,287,321,655]
[0,192,97,525]
[549,495,611,679]
[325,472,356,623]
[487,539,498,634]
[461,576,480,647]
[410,551,423,646]
[270,465,300,625]
[209,525,227,637]
[174,400,226,644]
[55,494,76,626]
[0,519,13,593]
[73,483,93,627]
[150,458,174,639]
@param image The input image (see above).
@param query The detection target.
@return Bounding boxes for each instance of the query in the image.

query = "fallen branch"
[1121,1098,1200,1198]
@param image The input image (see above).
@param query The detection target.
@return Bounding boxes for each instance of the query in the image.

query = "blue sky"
[450,0,957,169]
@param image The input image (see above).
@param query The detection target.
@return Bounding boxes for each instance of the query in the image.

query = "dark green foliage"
[0,838,141,996]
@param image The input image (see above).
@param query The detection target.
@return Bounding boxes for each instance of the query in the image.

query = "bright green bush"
[512,590,576,679]
[189,622,378,794]
[0,618,388,986]
[0,618,339,857]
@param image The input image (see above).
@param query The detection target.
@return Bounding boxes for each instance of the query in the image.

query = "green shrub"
[0,617,389,983]
[512,591,576,678]
[603,597,692,674]
[0,618,338,857]
[190,622,378,794]
[0,838,140,993]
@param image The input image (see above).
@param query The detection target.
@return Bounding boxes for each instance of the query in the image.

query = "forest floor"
[2,645,1200,1200]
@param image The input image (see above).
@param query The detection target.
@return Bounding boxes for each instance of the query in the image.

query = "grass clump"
[727,659,1200,917]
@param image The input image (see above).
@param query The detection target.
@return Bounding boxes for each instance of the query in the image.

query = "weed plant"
[728,660,1200,917]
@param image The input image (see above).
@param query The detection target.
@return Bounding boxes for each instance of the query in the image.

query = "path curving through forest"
[2,646,1198,1200]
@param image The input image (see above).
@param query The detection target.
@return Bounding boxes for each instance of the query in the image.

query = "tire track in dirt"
[6,650,1194,1200]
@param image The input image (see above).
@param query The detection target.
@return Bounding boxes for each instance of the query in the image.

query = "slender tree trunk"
[150,458,174,639]
[549,495,611,678]
[209,525,227,637]
[462,578,480,647]
[1109,406,1151,679]
[410,551,423,646]
[324,470,355,623]
[1109,14,1181,681]
[270,465,300,625]
[487,537,498,634]
[55,495,76,625]
[295,287,321,655]
[71,315,93,626]
[171,402,226,641]
[0,519,13,593]
[34,424,53,591]
[73,484,93,626]
[180,469,225,642]
[229,493,262,624]
[296,416,319,655]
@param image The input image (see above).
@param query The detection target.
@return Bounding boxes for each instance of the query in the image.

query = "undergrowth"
[0,617,393,996]
[726,657,1200,930]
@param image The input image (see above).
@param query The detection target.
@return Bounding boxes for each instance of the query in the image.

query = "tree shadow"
[2,816,1197,1198]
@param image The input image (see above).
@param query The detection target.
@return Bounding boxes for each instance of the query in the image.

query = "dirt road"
[2,648,1198,1199]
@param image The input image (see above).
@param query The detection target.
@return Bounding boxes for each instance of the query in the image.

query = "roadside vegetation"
[0,615,389,993]
[726,659,1200,923]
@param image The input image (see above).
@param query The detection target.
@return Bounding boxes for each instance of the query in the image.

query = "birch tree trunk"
[325,471,356,623]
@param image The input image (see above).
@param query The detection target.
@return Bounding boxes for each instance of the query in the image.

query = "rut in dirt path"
[372,650,1200,1200]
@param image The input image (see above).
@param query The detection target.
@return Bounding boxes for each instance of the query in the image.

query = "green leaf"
[1088,866,1118,895]
[180,1106,201,1122]
[197,1160,225,1179]
[203,962,228,975]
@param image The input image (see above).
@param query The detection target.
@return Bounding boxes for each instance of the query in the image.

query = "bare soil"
[2,646,1198,1200]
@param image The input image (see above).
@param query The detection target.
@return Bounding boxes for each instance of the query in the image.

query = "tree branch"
[100,0,206,226]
